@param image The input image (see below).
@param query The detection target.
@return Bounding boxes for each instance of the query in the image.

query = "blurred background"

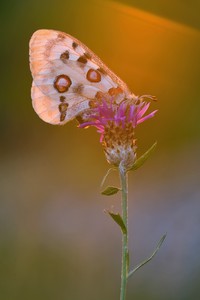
[0,0,200,299]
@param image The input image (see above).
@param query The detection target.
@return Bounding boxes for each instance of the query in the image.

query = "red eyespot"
[86,69,101,83]
[54,74,72,93]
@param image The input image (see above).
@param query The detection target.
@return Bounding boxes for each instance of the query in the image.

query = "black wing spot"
[60,112,66,122]
[59,102,69,113]
[60,51,69,61]
[60,96,66,102]
[76,115,84,124]
[77,55,88,64]
[97,67,107,75]
[84,52,92,59]
[72,41,78,49]
[73,84,84,94]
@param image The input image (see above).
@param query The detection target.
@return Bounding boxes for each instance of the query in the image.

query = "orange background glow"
[0,1,200,299]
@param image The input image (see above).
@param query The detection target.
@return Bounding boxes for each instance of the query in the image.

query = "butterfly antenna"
[138,95,157,102]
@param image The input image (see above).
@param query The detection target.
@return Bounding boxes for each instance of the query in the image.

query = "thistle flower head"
[80,99,157,172]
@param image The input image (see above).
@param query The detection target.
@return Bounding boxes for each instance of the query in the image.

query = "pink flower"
[79,99,157,171]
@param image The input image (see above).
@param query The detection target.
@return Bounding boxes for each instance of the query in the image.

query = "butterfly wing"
[29,29,132,125]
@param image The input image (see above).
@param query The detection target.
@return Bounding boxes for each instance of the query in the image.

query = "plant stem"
[119,168,128,300]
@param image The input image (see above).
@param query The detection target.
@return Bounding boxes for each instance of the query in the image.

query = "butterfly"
[29,29,156,125]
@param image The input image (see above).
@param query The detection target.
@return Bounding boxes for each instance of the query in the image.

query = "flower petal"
[137,110,158,125]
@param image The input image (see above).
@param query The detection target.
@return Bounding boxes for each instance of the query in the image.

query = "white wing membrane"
[29,29,131,124]
[32,82,91,124]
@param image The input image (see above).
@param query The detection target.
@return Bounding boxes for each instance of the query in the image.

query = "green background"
[0,0,200,299]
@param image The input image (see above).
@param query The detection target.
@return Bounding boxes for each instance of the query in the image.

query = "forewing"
[29,29,131,124]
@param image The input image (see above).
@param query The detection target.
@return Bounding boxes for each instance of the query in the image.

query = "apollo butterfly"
[29,29,156,125]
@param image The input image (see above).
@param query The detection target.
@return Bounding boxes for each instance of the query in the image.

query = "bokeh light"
[0,1,200,299]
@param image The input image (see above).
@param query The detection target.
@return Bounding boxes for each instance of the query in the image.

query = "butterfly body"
[29,29,142,125]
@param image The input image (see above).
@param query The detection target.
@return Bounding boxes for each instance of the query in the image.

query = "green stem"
[119,168,128,300]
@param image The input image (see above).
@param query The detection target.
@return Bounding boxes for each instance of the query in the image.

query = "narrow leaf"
[101,167,117,188]
[128,233,167,279]
[106,211,127,234]
[101,186,120,196]
[129,141,157,171]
